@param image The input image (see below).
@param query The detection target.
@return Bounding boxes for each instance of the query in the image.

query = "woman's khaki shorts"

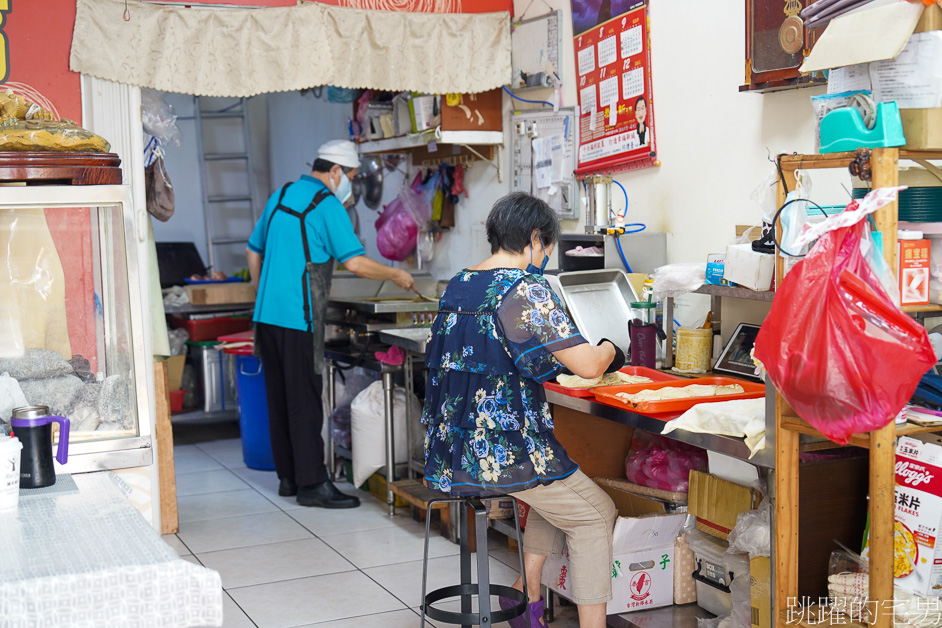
[515,469,617,605]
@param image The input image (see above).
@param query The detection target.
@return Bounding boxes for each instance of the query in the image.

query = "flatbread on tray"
[615,384,744,403]
[555,372,653,389]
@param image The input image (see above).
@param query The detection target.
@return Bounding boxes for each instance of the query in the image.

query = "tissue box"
[705,254,725,285]
[723,244,774,292]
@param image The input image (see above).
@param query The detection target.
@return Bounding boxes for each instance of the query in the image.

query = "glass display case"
[0,184,153,472]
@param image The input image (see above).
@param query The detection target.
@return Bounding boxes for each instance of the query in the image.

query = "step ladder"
[194,96,260,271]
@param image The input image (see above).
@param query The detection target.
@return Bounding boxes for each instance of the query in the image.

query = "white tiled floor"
[164,438,581,628]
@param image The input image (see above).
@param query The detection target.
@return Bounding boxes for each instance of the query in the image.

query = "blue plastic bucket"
[230,352,276,470]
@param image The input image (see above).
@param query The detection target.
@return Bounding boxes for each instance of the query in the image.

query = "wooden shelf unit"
[773,148,942,628]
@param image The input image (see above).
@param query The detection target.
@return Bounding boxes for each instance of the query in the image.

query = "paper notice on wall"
[871,32,942,109]
[550,135,566,182]
[827,64,872,94]
[532,137,553,189]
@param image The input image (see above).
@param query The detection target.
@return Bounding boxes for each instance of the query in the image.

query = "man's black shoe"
[297,480,361,508]
[278,478,298,497]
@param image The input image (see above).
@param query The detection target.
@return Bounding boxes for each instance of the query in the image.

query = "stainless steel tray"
[557,269,639,351]
[326,296,440,314]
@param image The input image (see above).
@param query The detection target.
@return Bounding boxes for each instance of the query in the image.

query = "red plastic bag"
[754,192,936,445]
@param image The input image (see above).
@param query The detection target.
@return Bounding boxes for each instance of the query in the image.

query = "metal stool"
[420,495,531,628]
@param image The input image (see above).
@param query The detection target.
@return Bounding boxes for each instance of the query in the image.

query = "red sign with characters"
[571,0,655,174]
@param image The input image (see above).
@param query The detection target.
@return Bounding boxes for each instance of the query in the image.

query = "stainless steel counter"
[379,328,430,354]
[545,389,775,468]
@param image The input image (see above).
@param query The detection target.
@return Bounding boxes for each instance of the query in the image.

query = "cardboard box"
[184,282,256,305]
[899,238,931,306]
[902,5,942,150]
[542,513,687,614]
[165,355,185,391]
[409,95,440,132]
[688,470,761,541]
[723,244,774,292]
[594,479,679,516]
[750,556,771,628]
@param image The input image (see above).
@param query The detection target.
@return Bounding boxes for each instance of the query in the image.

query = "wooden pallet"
[389,479,450,510]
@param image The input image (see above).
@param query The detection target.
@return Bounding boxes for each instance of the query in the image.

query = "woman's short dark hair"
[485,192,561,254]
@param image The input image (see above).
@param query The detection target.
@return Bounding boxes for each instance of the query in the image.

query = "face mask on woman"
[526,240,549,275]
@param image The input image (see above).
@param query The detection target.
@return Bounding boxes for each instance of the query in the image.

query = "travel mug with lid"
[10,405,70,489]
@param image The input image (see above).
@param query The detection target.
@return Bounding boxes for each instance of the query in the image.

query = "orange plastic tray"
[592,376,765,414]
[543,366,681,398]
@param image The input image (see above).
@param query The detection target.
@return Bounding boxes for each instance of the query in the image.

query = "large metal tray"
[327,296,440,314]
[557,269,639,351]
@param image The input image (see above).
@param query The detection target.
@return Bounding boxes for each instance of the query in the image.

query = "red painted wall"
[0,0,82,123]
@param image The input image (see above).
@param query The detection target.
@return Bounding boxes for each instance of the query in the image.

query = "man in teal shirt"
[247,140,415,508]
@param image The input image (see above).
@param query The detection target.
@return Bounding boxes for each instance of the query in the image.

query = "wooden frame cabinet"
[773,148,942,627]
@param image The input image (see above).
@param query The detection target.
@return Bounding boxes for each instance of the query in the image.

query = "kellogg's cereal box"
[891,436,942,597]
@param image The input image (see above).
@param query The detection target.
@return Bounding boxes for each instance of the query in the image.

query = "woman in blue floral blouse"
[423,192,624,628]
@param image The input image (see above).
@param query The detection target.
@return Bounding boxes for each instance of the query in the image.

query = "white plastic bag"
[141,89,182,148]
[350,380,421,487]
[729,568,752,628]
[652,263,706,301]
[727,499,771,558]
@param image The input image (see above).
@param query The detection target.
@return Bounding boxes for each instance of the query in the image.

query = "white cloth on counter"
[661,398,766,458]
[0,472,223,627]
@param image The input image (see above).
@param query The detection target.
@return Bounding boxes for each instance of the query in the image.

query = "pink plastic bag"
[375,175,430,262]
[624,433,707,492]
[754,190,936,445]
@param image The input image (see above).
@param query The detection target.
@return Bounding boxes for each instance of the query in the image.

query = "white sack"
[350,380,421,488]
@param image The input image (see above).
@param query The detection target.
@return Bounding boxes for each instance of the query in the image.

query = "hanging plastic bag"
[144,151,175,222]
[375,177,430,262]
[754,187,936,445]
[140,89,182,148]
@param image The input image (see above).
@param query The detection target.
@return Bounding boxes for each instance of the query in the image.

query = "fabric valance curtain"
[70,0,511,97]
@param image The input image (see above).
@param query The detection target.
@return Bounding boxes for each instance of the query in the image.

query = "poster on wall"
[570,0,656,175]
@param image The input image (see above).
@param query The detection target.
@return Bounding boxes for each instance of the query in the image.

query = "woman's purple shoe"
[498,595,546,628]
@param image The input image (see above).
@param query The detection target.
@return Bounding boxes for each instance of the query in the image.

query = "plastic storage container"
[171,315,251,342]
[685,529,750,617]
[189,341,237,413]
[226,347,275,470]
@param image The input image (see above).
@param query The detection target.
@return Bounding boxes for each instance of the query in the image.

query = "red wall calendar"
[570,0,656,174]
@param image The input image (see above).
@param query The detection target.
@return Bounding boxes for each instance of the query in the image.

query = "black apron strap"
[297,188,333,332]
[264,185,335,333]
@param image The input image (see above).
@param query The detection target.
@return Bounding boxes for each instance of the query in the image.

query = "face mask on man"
[332,168,353,204]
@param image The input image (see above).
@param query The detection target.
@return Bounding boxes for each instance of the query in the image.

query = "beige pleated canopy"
[70,0,511,97]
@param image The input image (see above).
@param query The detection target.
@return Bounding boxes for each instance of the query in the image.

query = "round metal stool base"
[423,583,526,625]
